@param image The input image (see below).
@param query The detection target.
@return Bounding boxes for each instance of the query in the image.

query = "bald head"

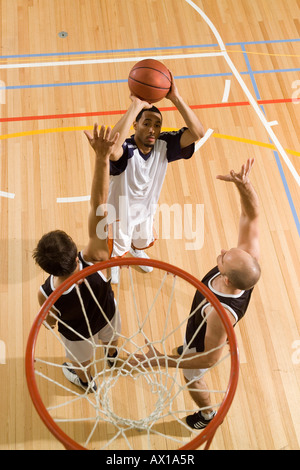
[217,248,261,290]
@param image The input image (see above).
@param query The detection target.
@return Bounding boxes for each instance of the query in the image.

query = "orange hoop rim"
[26,257,239,450]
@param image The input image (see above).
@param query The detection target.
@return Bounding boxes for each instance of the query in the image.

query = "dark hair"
[135,106,162,122]
[33,230,78,276]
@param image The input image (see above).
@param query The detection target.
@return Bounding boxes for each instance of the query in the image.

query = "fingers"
[216,158,255,182]
[83,130,92,142]
[94,122,99,139]
[216,174,232,181]
[112,131,120,144]
[84,124,119,145]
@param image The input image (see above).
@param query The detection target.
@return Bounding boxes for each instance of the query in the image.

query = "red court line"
[0,97,298,124]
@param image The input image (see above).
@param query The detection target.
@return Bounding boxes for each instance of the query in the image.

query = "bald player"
[132,158,261,429]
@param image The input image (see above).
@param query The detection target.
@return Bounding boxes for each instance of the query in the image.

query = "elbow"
[194,125,205,141]
[205,359,217,369]
[109,154,119,162]
[109,147,123,162]
[199,125,205,139]
[201,354,218,369]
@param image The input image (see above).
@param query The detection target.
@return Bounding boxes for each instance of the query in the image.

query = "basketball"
[128,59,172,103]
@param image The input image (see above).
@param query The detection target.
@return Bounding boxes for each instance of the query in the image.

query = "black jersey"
[40,252,115,341]
[186,266,253,352]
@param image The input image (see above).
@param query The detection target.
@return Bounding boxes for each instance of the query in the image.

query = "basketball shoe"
[185,410,216,429]
[62,362,97,393]
[129,248,153,273]
[110,266,120,284]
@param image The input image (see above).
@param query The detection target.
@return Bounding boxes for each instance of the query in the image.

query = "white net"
[30,261,236,450]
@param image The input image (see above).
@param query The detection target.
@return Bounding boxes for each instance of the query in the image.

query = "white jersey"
[108,128,194,228]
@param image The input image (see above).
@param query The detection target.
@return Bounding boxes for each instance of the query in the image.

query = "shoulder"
[80,246,109,265]
[159,128,195,162]
[110,136,136,176]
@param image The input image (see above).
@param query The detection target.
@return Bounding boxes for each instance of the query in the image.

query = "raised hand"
[129,93,153,108]
[84,124,119,158]
[216,158,255,185]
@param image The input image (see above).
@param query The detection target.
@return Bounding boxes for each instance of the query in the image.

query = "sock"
[201,410,215,420]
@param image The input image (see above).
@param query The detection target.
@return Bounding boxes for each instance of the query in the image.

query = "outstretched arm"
[108,95,152,161]
[166,72,205,148]
[129,306,232,370]
[217,158,260,260]
[82,124,119,262]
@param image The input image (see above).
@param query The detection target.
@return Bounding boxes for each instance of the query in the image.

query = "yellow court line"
[0,126,91,139]
[213,133,300,157]
[0,125,299,157]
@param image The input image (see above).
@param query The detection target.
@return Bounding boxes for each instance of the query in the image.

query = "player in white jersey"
[107,73,205,282]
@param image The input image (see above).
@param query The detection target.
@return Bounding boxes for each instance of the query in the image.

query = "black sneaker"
[186,410,216,429]
[106,349,118,368]
[177,345,183,355]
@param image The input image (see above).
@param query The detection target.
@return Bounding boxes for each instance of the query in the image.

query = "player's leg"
[130,216,156,272]
[60,334,98,392]
[98,305,121,367]
[183,371,216,429]
[109,221,133,283]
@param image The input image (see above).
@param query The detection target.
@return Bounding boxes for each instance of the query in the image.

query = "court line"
[222,80,231,103]
[0,44,221,60]
[0,51,225,70]
[1,97,299,124]
[213,133,299,156]
[241,45,300,236]
[184,0,300,189]
[0,124,299,158]
[1,66,299,93]
[57,195,90,203]
[195,128,214,152]
[0,191,15,199]
[2,47,300,68]
[1,37,298,60]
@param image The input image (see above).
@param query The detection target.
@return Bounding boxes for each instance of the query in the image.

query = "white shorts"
[181,340,208,382]
[60,309,121,364]
[110,217,156,257]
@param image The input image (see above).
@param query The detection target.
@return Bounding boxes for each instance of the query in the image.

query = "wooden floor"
[0,0,299,450]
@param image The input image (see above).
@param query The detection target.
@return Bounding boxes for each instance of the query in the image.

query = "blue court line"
[241,46,300,236]
[228,38,300,46]
[2,68,300,91]
[0,38,299,60]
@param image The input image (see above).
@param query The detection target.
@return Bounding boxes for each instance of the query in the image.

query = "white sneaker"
[110,266,120,284]
[129,248,153,273]
[62,362,97,393]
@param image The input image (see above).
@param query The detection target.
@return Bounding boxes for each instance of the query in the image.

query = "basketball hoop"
[26,258,239,450]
